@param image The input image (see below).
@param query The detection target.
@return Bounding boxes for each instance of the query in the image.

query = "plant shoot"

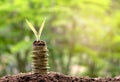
[26,18,46,41]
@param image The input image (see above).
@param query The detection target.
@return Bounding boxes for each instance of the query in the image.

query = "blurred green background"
[0,0,120,77]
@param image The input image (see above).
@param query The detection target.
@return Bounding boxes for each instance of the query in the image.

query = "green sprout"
[26,18,46,41]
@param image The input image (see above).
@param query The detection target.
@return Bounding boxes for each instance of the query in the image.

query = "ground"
[0,72,120,82]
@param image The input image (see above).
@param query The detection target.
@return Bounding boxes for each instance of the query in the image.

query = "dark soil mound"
[0,72,120,82]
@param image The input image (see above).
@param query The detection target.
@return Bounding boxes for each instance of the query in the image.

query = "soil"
[0,72,120,82]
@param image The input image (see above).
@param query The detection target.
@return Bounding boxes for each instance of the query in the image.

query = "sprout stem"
[26,18,46,40]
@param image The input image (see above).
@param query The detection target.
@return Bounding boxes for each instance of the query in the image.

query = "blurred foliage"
[0,0,120,77]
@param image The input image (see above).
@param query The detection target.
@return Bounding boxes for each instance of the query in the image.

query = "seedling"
[26,18,49,74]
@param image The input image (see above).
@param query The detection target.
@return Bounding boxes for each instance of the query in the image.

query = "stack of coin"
[32,40,49,74]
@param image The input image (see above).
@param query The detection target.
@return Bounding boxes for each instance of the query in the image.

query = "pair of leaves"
[26,18,46,41]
